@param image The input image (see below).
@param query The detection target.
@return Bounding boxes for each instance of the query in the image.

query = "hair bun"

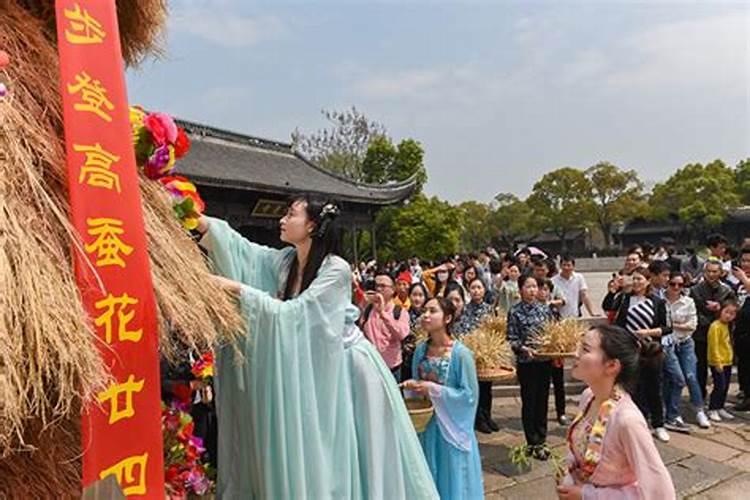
[316,202,340,238]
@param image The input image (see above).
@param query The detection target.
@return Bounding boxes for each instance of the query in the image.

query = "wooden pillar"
[371,224,377,262]
[352,225,359,264]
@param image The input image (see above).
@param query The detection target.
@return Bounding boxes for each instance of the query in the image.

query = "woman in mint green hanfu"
[403,297,484,500]
[197,196,437,500]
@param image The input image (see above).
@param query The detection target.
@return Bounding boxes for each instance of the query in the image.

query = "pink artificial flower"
[144,112,178,145]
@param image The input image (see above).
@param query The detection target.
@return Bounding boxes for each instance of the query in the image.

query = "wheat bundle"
[0,0,243,476]
[532,318,584,357]
[462,315,513,371]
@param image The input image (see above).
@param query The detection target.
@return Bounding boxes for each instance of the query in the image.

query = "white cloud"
[605,11,749,92]
[169,8,288,48]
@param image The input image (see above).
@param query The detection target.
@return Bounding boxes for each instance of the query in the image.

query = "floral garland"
[567,387,622,482]
[129,106,205,229]
[162,397,215,498]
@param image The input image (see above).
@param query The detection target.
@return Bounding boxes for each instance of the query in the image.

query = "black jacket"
[605,292,672,338]
[689,280,735,341]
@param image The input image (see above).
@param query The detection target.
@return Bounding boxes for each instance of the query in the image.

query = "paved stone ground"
[480,390,750,499]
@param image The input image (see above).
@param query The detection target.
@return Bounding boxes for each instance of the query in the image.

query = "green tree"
[488,193,532,248]
[527,167,594,251]
[362,136,427,194]
[735,158,750,205]
[291,107,386,181]
[456,201,494,252]
[650,159,740,235]
[374,195,461,261]
[585,162,646,248]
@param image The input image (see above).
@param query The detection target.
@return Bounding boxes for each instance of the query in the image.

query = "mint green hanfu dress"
[201,217,438,500]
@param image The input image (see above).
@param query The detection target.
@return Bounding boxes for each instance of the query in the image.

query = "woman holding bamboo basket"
[507,275,555,460]
[403,297,484,499]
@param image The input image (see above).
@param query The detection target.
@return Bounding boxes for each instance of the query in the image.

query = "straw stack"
[0,2,244,493]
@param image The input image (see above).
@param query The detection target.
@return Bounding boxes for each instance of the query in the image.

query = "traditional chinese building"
[175,119,417,261]
[615,208,750,248]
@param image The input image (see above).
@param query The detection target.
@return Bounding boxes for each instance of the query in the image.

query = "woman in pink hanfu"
[557,324,676,500]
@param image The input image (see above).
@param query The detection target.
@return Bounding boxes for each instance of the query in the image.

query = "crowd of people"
[192,192,750,499]
[351,232,748,497]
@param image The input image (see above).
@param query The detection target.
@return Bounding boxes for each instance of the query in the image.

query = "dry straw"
[0,1,243,484]
[532,318,585,356]
[461,315,513,370]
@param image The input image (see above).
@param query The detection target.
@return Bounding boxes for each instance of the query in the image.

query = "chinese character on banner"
[97,375,145,424]
[55,0,164,497]
[68,71,114,122]
[75,143,121,192]
[94,293,143,344]
[99,453,149,496]
[84,217,134,268]
[64,3,106,44]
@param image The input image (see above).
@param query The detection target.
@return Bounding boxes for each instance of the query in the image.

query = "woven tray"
[476,367,516,382]
[535,351,577,359]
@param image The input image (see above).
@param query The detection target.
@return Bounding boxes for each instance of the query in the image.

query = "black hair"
[720,299,739,311]
[539,278,553,292]
[468,277,486,292]
[408,281,430,301]
[706,233,728,248]
[489,259,503,274]
[594,324,641,394]
[444,282,465,303]
[518,274,539,289]
[626,246,643,257]
[282,195,341,300]
[669,271,687,282]
[373,270,395,283]
[426,296,457,336]
[647,260,671,275]
[560,254,575,265]
[704,259,723,271]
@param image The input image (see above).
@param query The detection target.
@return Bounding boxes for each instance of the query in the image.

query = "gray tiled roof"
[174,119,416,205]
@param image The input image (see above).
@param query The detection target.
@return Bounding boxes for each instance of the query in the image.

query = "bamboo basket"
[476,366,516,382]
[405,398,434,433]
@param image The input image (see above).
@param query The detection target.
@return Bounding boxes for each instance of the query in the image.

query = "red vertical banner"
[54,1,164,497]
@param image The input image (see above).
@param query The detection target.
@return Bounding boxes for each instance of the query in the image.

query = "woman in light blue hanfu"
[404,297,484,499]
[196,195,437,500]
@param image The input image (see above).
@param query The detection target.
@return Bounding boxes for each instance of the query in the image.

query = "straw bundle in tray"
[463,315,515,381]
[531,319,584,358]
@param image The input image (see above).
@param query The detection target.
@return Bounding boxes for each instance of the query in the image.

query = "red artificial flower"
[165,464,181,483]
[143,113,175,146]
[172,383,192,406]
[174,128,191,158]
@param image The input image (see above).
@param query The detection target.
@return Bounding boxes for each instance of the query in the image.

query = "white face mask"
[437,271,449,282]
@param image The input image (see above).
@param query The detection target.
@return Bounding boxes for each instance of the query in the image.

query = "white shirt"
[552,272,588,318]
[667,295,697,341]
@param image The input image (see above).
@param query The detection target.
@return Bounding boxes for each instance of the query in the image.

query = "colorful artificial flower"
[159,176,206,231]
[174,127,191,158]
[191,352,214,381]
[162,400,215,498]
[144,112,178,146]
[129,106,184,180]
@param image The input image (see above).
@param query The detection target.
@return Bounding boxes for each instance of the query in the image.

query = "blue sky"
[127,0,750,203]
